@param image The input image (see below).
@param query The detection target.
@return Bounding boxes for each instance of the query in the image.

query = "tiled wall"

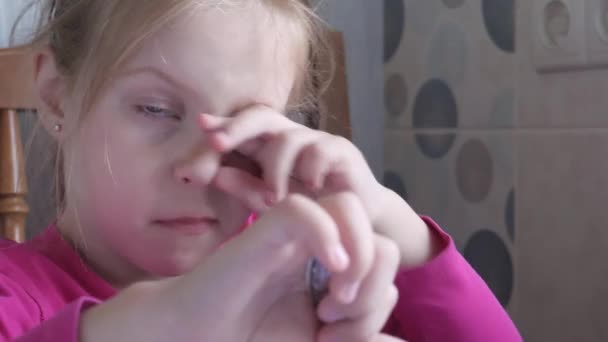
[384,0,608,341]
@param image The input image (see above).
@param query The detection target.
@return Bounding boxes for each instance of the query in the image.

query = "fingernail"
[198,114,211,128]
[265,192,277,206]
[330,245,349,271]
[339,281,360,304]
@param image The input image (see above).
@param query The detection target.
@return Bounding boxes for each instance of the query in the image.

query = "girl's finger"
[212,166,273,213]
[213,164,316,214]
[317,235,401,322]
[317,192,375,305]
[256,128,321,200]
[198,113,228,130]
[317,285,399,342]
[293,137,334,192]
[247,194,351,275]
[199,114,266,155]
[295,134,363,193]
[287,175,317,198]
[206,106,299,152]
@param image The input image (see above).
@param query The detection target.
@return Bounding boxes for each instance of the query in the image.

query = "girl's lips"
[154,217,219,235]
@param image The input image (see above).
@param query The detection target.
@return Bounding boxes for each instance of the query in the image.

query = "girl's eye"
[135,105,182,121]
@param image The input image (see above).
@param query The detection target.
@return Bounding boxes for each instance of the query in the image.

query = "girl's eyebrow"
[117,66,196,95]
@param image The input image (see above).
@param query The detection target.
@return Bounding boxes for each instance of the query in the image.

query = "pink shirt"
[0,217,522,341]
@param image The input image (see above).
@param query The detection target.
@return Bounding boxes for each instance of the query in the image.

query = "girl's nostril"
[182,177,192,184]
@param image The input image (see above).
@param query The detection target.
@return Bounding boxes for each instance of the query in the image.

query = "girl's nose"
[173,144,222,187]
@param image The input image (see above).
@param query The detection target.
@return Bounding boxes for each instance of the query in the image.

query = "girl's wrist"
[372,188,442,269]
[80,280,185,342]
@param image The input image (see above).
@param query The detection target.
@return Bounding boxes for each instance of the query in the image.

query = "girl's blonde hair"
[22,0,334,212]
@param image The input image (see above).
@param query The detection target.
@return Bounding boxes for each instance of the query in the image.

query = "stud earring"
[53,123,62,132]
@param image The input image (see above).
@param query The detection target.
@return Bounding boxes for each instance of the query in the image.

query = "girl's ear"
[34,48,69,139]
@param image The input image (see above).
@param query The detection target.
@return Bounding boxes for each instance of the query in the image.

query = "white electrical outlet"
[533,0,587,72]
[585,0,608,66]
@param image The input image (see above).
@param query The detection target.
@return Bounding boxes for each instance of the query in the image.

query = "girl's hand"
[198,106,411,341]
[200,106,380,211]
[250,233,403,342]
[201,105,441,269]
[314,234,401,342]
[81,192,402,342]
[236,193,404,342]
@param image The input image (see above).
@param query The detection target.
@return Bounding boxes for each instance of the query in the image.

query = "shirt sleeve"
[385,216,523,342]
[0,272,99,342]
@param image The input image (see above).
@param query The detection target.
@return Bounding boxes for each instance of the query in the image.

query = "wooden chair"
[320,31,351,140]
[0,32,350,243]
[0,44,36,243]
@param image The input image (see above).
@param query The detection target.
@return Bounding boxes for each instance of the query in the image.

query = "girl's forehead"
[116,5,302,114]
[153,3,305,60]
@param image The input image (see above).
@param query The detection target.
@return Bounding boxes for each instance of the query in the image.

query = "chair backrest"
[0,45,36,242]
[320,31,351,140]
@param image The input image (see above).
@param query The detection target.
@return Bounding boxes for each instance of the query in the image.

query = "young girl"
[0,0,522,341]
